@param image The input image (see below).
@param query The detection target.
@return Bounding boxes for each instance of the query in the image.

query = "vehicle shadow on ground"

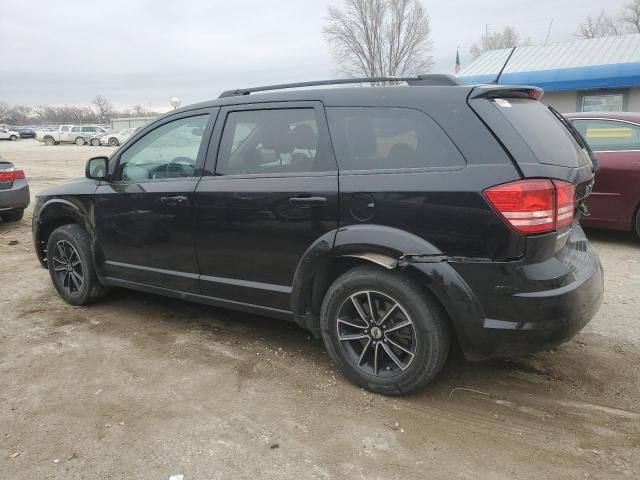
[81,287,638,411]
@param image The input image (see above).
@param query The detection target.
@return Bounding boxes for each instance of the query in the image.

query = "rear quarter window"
[326,107,465,172]
[492,99,588,168]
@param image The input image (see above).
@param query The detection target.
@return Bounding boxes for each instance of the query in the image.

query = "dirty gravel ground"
[1,140,639,479]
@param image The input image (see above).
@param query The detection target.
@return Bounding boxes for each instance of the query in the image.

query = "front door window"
[117,115,209,181]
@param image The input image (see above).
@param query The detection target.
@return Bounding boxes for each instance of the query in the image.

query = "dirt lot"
[1,139,639,479]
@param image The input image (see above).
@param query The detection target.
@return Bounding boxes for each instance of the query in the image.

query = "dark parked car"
[19,127,37,139]
[32,76,603,395]
[564,112,640,238]
[0,157,29,222]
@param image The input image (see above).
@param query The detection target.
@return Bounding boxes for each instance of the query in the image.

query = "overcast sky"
[0,0,628,111]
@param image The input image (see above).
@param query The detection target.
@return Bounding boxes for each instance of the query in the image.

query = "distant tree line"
[0,95,158,126]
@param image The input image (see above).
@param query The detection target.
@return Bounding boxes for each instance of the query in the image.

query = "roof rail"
[218,74,464,98]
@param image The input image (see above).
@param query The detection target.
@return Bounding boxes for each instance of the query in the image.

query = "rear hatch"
[467,86,595,252]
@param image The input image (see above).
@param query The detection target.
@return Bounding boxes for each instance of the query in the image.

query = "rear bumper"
[0,182,30,211]
[410,224,604,360]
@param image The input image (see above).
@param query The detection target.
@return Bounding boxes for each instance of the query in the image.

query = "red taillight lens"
[0,168,25,181]
[484,178,575,234]
[553,179,575,229]
[528,88,544,100]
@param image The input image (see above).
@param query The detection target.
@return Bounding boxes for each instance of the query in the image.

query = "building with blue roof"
[458,34,640,113]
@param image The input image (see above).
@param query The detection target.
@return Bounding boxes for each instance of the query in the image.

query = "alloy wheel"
[51,240,84,295]
[336,290,417,377]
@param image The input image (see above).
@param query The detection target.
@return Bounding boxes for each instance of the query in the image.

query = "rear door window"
[572,119,640,151]
[325,107,465,172]
[216,108,333,175]
[491,98,588,167]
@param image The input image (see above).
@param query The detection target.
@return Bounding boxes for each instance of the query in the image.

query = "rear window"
[492,99,588,168]
[326,107,465,172]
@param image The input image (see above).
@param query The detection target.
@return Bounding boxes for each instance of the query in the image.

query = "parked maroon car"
[565,112,640,238]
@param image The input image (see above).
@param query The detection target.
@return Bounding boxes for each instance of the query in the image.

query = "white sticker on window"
[495,98,512,108]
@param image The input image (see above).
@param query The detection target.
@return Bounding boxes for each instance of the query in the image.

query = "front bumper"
[0,181,30,211]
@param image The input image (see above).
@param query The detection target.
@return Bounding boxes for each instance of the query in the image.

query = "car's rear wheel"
[1,209,23,222]
[75,137,86,146]
[320,266,450,395]
[90,138,100,146]
[44,137,55,146]
[108,137,119,146]
[635,208,640,240]
[10,135,17,141]
[47,224,109,305]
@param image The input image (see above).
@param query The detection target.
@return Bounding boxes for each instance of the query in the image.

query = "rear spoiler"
[469,85,544,100]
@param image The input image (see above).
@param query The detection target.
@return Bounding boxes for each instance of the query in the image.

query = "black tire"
[108,137,119,146]
[10,135,17,141]
[90,138,101,146]
[635,208,640,240]
[44,137,55,146]
[46,224,109,305]
[1,209,23,222]
[320,266,450,395]
[75,137,86,146]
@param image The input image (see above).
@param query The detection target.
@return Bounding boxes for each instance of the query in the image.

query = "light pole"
[170,97,181,110]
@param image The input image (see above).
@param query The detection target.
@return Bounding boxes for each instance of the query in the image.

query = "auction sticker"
[494,98,512,108]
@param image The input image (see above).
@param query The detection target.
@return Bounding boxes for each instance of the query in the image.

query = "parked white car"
[36,125,108,146]
[99,127,136,146]
[0,128,19,141]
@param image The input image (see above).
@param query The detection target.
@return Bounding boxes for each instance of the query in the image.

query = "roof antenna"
[491,46,516,84]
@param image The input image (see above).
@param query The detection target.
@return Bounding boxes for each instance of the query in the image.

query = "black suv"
[32,76,603,395]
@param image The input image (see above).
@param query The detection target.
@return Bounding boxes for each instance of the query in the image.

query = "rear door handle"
[288,196,327,208]
[160,195,189,206]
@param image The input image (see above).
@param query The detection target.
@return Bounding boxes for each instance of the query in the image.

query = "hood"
[36,176,99,198]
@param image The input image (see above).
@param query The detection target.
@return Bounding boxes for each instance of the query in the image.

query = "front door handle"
[288,196,327,208]
[160,195,189,206]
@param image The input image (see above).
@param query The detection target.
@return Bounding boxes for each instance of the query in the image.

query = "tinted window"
[61,126,70,132]
[217,108,330,175]
[70,127,80,133]
[572,119,640,151]
[118,115,208,181]
[326,107,465,171]
[492,99,588,168]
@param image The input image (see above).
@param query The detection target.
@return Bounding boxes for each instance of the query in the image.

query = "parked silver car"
[0,157,29,222]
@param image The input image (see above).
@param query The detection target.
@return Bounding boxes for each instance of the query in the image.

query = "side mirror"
[86,156,109,180]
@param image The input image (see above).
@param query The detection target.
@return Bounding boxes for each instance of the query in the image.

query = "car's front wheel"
[108,137,119,146]
[47,224,109,305]
[320,266,450,395]
[10,135,17,141]
[635,208,640,240]
[0,209,23,222]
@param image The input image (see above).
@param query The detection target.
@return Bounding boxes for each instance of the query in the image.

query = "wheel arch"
[34,199,93,268]
[290,225,475,341]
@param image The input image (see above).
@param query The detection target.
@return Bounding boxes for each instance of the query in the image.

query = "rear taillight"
[0,168,25,182]
[553,180,576,229]
[484,179,575,234]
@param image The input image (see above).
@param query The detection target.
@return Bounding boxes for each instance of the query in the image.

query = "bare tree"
[0,101,10,122]
[92,95,113,122]
[131,104,146,117]
[323,0,433,79]
[576,11,623,38]
[623,0,640,32]
[470,26,529,60]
